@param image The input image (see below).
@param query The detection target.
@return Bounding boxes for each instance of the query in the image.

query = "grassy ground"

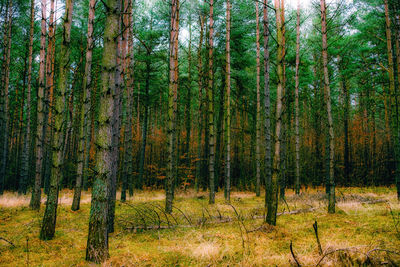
[0,187,399,266]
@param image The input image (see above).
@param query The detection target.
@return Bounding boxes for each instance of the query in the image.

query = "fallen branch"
[313,221,323,255]
[0,236,16,247]
[290,241,302,267]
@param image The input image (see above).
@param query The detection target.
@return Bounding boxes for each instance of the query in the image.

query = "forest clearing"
[1,0,400,265]
[1,187,399,266]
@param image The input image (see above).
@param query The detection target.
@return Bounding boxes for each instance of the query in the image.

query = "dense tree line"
[0,0,400,262]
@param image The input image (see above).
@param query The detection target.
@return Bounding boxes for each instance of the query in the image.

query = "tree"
[266,0,284,226]
[166,0,179,213]
[225,0,231,202]
[255,0,261,197]
[72,0,96,211]
[320,0,335,213]
[294,0,301,195]
[208,0,215,205]
[86,0,120,262]
[40,0,74,240]
[30,0,46,209]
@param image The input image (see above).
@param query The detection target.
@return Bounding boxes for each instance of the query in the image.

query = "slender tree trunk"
[166,0,179,213]
[122,0,134,202]
[294,0,300,195]
[30,0,46,209]
[72,0,96,211]
[86,0,120,262]
[0,0,12,195]
[196,15,204,193]
[266,0,283,226]
[263,0,271,215]
[208,0,215,204]
[320,0,335,213]
[225,0,231,202]
[185,13,192,167]
[255,0,261,197]
[20,0,35,195]
[40,0,74,240]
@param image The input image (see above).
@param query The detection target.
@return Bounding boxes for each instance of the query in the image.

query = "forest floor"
[0,187,399,266]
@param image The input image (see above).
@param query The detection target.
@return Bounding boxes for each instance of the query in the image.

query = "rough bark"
[266,0,283,226]
[72,0,96,211]
[40,0,74,240]
[255,0,261,197]
[225,0,231,202]
[86,0,120,262]
[19,0,35,195]
[166,0,179,213]
[263,0,271,213]
[208,0,215,205]
[294,0,300,195]
[30,0,46,209]
[320,0,335,213]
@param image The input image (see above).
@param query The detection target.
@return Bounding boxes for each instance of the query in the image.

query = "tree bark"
[225,0,231,202]
[266,0,283,226]
[30,0,46,209]
[19,0,35,195]
[72,0,96,211]
[255,0,261,197]
[40,0,74,240]
[320,0,335,213]
[294,0,300,195]
[196,15,204,193]
[208,0,215,204]
[166,0,179,213]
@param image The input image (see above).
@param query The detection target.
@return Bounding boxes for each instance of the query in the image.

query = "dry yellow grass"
[0,187,399,266]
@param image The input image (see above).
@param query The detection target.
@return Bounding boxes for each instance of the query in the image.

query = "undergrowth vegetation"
[0,187,399,266]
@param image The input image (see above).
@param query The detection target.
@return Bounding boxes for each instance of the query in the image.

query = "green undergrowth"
[0,187,399,266]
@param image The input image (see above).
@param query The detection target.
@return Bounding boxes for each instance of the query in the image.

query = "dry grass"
[0,187,399,266]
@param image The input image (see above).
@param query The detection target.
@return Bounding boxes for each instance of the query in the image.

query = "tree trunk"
[30,0,46,209]
[266,0,283,226]
[225,0,231,202]
[294,0,300,195]
[166,0,179,213]
[86,0,120,262]
[263,0,271,215]
[255,0,261,197]
[196,15,204,193]
[320,0,335,213]
[208,0,215,204]
[40,0,74,240]
[72,0,96,211]
[0,0,12,195]
[19,0,35,195]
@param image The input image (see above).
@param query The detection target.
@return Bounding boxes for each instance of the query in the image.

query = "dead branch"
[0,236,15,247]
[313,221,323,255]
[290,241,302,267]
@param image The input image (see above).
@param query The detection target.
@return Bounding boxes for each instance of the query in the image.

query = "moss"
[0,187,399,266]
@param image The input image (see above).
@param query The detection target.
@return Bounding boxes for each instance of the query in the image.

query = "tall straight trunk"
[122,0,134,202]
[279,0,286,200]
[42,0,56,195]
[266,0,283,226]
[196,15,204,193]
[0,0,12,195]
[185,13,192,166]
[138,56,150,188]
[255,0,261,197]
[294,0,300,195]
[108,1,123,233]
[72,0,96,211]
[384,0,400,200]
[166,0,179,213]
[339,57,350,183]
[208,0,215,204]
[263,0,271,213]
[20,0,35,195]
[320,0,335,213]
[86,0,120,262]
[30,0,46,209]
[225,0,231,202]
[40,0,74,240]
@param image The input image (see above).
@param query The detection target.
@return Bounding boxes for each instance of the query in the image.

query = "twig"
[313,221,323,255]
[0,236,16,247]
[290,241,302,267]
